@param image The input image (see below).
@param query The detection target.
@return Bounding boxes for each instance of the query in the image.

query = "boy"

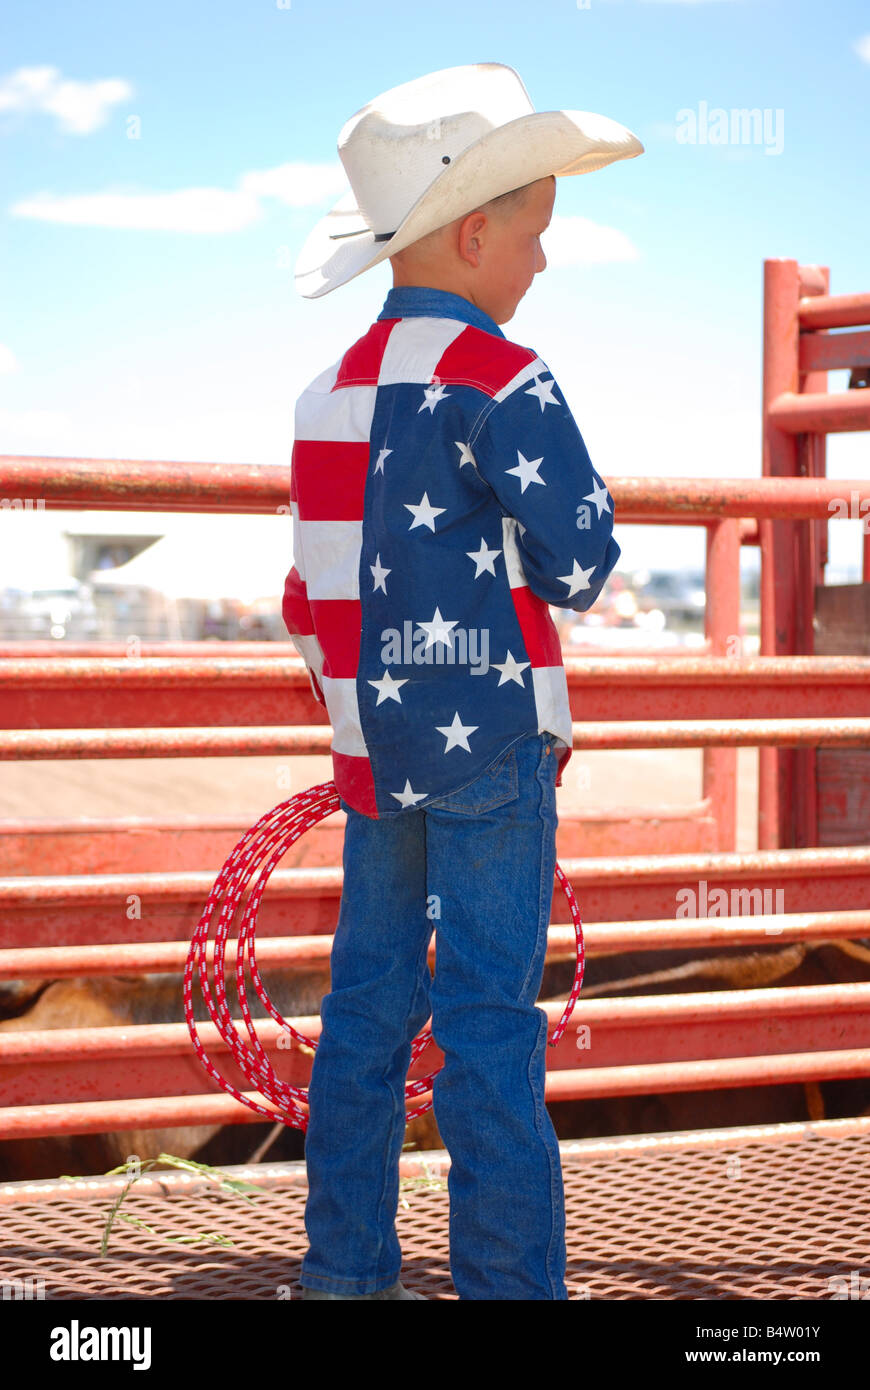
[282,62,642,1300]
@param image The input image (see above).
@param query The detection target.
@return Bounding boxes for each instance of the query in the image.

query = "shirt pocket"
[425,744,519,816]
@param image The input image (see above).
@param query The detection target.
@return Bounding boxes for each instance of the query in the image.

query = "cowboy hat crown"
[295,62,643,299]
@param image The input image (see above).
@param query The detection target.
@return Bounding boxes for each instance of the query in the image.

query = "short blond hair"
[392,178,549,264]
[477,182,535,218]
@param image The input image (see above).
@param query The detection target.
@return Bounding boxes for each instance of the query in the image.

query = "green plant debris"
[59,1152,265,1257]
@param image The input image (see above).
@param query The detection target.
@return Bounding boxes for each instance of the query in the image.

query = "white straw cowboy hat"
[295,61,644,299]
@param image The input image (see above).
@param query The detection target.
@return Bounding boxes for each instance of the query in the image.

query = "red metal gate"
[0,257,869,1149]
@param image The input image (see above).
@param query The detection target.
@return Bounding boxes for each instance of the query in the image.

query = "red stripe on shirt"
[291,440,369,520]
[334,318,398,387]
[282,565,315,638]
[309,598,361,678]
[509,584,562,667]
[332,750,378,817]
[433,326,537,397]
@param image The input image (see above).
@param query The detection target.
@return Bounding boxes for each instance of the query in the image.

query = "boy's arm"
[281,464,327,707]
[282,563,327,707]
[469,362,620,611]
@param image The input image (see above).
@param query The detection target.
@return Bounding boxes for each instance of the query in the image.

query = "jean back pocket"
[425,744,519,816]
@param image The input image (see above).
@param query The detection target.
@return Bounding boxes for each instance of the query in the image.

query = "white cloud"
[0,344,18,373]
[854,34,870,63]
[240,161,347,206]
[541,213,640,266]
[9,161,347,232]
[0,65,132,135]
[10,186,263,233]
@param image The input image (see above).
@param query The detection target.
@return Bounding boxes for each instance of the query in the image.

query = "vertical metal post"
[793,265,830,847]
[704,518,740,850]
[760,260,800,850]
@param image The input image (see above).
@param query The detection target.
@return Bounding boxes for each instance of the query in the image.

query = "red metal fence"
[0,257,868,1147]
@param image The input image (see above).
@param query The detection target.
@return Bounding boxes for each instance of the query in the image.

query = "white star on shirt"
[368,668,409,705]
[466,538,501,577]
[435,711,478,753]
[416,606,458,649]
[373,447,392,475]
[455,441,476,467]
[557,559,597,597]
[583,479,611,519]
[419,382,450,414]
[525,375,559,411]
[391,778,428,807]
[370,553,390,593]
[404,491,446,531]
[491,649,530,687]
[505,449,545,493]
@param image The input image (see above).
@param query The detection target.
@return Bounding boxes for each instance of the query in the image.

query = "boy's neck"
[391,273,472,302]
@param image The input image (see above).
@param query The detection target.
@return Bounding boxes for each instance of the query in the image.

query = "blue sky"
[2,0,869,580]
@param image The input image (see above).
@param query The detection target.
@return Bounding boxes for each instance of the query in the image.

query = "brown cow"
[540,936,870,1140]
[6,936,864,1184]
[0,967,328,1182]
[0,960,447,1183]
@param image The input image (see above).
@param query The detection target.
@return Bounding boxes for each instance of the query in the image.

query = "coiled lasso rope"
[185,780,585,1131]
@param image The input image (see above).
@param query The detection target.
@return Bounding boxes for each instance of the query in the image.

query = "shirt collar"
[376,285,505,339]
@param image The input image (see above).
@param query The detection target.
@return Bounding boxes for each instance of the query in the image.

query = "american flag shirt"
[282,284,620,819]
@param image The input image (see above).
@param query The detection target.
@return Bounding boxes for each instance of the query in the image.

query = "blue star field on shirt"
[282,285,621,818]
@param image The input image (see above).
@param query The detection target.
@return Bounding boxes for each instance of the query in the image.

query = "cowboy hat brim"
[295,109,644,299]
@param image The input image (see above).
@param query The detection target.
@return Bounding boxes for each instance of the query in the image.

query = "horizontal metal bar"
[3,848,867,950]
[3,654,870,686]
[0,1090,281,1139]
[5,999,870,1107]
[0,935,335,979]
[544,1048,870,1100]
[798,292,870,330]
[0,802,721,874]
[2,982,869,1116]
[768,390,870,433]
[3,985,868,1065]
[5,1115,870,1203]
[0,642,287,658]
[3,845,869,906]
[567,717,870,748]
[3,717,869,760]
[1,461,868,518]
[3,1049,870,1139]
[2,907,868,979]
[4,656,870,731]
[799,328,870,373]
[0,456,292,514]
[613,475,870,520]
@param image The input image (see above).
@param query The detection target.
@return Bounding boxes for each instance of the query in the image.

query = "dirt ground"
[0,746,760,851]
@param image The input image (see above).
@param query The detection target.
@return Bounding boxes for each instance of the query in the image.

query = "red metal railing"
[0,257,868,1146]
[761,264,870,851]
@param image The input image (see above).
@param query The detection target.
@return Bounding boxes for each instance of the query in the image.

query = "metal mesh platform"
[2,1120,869,1300]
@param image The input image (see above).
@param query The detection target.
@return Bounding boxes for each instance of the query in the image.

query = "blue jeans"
[299,731,567,1300]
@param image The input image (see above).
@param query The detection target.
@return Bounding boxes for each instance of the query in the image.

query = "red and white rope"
[185,781,585,1131]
